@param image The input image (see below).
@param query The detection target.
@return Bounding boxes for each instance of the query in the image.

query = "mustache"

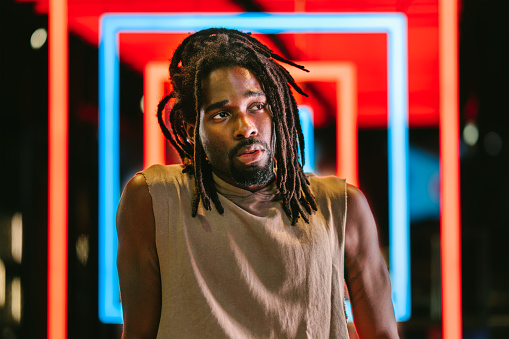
[228,138,269,160]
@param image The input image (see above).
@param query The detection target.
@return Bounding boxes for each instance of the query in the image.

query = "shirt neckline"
[212,172,278,203]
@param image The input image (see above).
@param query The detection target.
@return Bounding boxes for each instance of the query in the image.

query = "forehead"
[201,66,264,104]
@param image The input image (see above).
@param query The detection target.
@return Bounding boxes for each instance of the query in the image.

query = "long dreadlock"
[156,28,317,225]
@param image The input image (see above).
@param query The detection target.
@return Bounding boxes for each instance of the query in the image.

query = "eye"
[212,111,230,120]
[249,102,266,111]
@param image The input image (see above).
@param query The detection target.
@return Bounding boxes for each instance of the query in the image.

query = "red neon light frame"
[143,63,168,169]
[439,0,462,337]
[48,0,68,338]
[288,62,357,185]
[144,61,358,185]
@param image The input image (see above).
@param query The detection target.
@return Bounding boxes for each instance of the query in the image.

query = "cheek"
[199,124,230,162]
[199,123,224,148]
[259,115,273,139]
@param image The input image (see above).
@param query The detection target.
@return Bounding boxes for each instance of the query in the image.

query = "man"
[117,28,398,338]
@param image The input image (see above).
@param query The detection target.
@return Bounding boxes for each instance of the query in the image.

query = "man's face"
[198,66,275,191]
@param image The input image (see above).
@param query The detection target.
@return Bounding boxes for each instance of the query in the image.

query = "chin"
[231,161,274,187]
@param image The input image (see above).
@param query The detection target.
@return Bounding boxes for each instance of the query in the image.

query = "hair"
[156,28,317,225]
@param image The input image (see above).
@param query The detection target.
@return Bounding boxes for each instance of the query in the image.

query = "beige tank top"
[141,164,349,338]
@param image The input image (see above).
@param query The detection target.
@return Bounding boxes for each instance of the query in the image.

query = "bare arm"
[344,184,399,338]
[117,174,161,338]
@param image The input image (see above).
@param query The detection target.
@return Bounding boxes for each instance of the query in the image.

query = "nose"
[233,113,258,139]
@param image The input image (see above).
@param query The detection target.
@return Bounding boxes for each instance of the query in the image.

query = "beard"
[227,138,274,187]
[230,156,274,187]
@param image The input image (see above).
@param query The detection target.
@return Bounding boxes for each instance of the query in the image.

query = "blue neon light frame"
[298,105,315,173]
[99,12,410,323]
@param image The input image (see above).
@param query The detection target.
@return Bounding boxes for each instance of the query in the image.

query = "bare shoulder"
[345,184,374,225]
[344,183,381,274]
[117,174,155,243]
[120,173,151,203]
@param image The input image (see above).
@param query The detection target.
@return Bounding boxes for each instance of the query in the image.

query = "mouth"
[235,145,265,165]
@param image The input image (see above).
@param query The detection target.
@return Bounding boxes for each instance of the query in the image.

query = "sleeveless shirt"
[140,164,349,338]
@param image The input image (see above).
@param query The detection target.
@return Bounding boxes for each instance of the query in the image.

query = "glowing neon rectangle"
[48,0,68,338]
[143,60,357,176]
[288,61,357,186]
[439,0,462,337]
[99,13,410,323]
[297,105,315,173]
[143,64,168,169]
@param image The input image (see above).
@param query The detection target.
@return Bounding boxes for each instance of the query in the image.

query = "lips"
[235,144,265,165]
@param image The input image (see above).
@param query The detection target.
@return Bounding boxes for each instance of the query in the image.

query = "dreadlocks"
[156,28,317,225]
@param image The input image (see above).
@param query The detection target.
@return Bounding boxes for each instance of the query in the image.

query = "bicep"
[117,174,161,338]
[344,185,398,338]
[344,185,385,300]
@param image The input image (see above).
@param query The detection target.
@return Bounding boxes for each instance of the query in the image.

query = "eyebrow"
[204,100,229,114]
[244,90,265,98]
[203,91,266,114]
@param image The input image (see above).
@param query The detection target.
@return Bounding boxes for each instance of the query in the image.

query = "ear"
[184,121,195,144]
